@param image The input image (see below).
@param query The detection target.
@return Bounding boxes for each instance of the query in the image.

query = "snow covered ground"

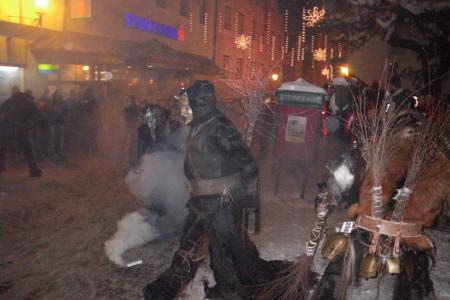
[1,145,449,299]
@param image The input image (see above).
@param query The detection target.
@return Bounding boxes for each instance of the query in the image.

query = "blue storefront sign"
[124,12,184,41]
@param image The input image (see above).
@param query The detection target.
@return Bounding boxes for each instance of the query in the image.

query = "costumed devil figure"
[311,107,449,300]
[142,81,288,300]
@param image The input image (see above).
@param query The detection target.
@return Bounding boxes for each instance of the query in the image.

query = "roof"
[31,31,131,65]
[277,78,327,94]
[126,39,220,75]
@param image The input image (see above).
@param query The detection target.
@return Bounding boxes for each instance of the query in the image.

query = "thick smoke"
[104,127,190,266]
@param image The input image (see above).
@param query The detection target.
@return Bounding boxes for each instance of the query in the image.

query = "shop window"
[237,13,244,34]
[199,0,207,24]
[180,0,189,17]
[224,6,231,30]
[156,0,167,9]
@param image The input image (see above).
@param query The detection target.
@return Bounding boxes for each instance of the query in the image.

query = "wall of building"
[64,0,215,60]
[0,0,65,31]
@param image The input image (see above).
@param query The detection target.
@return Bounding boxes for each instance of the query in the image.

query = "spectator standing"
[44,89,67,161]
[0,88,42,177]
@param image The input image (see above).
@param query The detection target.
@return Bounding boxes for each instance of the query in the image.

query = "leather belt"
[189,173,243,196]
[355,214,423,257]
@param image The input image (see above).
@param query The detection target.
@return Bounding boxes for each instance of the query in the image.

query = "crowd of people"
[0,86,99,177]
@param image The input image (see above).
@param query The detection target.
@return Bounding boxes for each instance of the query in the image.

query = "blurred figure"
[80,88,99,155]
[0,88,42,177]
[136,105,174,160]
[44,89,67,161]
[385,76,407,110]
[65,89,82,154]
[123,96,140,166]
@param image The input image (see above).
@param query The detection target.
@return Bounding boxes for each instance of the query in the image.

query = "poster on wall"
[285,115,307,144]
[70,0,92,19]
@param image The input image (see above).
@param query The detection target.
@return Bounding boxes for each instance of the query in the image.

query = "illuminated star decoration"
[321,67,330,79]
[304,6,325,27]
[313,48,327,62]
[235,35,251,49]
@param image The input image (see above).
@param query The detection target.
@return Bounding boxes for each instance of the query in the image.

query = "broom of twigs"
[352,62,408,218]
[258,193,332,300]
[391,101,449,222]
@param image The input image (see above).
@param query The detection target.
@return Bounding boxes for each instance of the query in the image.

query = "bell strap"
[356,214,423,256]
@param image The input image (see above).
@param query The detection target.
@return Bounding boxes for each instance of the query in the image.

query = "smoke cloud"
[104,127,190,266]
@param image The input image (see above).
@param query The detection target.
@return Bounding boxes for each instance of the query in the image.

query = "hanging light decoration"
[324,34,328,62]
[290,47,295,67]
[321,66,331,79]
[301,8,306,61]
[313,48,327,62]
[271,35,276,61]
[281,46,285,60]
[189,10,193,32]
[235,35,251,49]
[266,11,271,44]
[304,6,325,27]
[203,11,208,43]
[330,47,334,59]
[284,9,289,55]
[311,34,315,68]
[338,42,342,58]
[260,35,263,52]
[218,12,223,33]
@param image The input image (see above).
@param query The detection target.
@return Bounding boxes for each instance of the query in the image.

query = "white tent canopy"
[277,78,327,94]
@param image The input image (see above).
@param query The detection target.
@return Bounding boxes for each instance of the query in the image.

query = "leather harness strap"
[189,173,243,196]
[355,214,423,256]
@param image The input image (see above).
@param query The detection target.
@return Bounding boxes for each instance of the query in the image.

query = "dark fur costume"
[142,81,287,300]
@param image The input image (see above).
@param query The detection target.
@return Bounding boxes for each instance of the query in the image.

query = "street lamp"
[35,0,50,10]
[35,0,49,26]
[339,66,350,77]
[271,73,279,81]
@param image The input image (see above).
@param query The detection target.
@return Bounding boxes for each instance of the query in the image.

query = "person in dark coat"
[142,81,287,300]
[44,89,67,161]
[0,88,42,177]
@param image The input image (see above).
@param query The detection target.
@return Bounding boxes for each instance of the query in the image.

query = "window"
[237,13,245,34]
[224,6,232,30]
[156,0,167,8]
[180,0,189,17]
[199,0,207,24]
[223,55,231,70]
[236,58,243,75]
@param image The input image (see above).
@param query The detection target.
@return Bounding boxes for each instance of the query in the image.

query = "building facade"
[0,0,287,104]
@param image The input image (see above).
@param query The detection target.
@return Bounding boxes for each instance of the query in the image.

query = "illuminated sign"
[124,12,184,41]
[38,64,60,74]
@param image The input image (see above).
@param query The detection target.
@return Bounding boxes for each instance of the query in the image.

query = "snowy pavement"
[1,153,449,300]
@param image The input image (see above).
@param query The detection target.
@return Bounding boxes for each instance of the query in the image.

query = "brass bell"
[360,252,378,278]
[321,233,349,262]
[385,257,400,274]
